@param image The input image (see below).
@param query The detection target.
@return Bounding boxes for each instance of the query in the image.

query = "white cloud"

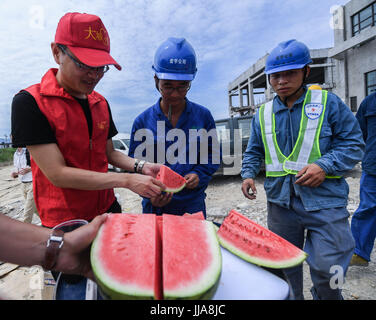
[0,0,350,135]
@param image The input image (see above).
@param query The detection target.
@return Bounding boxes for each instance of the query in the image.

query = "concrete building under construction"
[228,0,376,116]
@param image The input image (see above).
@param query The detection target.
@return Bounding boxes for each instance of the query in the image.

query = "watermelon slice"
[217,210,307,269]
[91,214,161,299]
[91,213,221,300]
[156,165,186,193]
[183,211,205,220]
[162,214,221,299]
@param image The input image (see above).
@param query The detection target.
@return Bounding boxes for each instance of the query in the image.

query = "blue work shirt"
[241,87,365,211]
[356,92,376,176]
[129,98,220,213]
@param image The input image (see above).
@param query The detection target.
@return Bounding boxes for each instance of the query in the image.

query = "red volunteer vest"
[24,68,115,227]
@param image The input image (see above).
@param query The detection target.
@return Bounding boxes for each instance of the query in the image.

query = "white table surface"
[212,247,290,300]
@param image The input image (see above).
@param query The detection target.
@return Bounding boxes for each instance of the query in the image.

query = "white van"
[108,133,131,172]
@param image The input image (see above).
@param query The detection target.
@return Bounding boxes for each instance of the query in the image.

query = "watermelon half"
[217,210,307,269]
[156,165,187,193]
[90,214,161,299]
[162,214,221,299]
[90,213,221,300]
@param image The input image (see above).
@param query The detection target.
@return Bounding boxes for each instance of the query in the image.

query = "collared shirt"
[13,148,32,183]
[129,98,220,205]
[356,92,376,176]
[241,87,365,211]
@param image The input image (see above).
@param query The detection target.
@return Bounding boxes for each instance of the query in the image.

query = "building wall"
[348,40,376,106]
[331,0,376,108]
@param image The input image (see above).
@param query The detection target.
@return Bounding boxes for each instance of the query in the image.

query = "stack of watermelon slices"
[91,213,222,300]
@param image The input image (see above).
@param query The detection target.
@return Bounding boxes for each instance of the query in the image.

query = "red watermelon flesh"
[156,165,186,193]
[162,214,221,299]
[91,214,162,299]
[91,213,221,300]
[217,210,307,268]
[183,211,205,220]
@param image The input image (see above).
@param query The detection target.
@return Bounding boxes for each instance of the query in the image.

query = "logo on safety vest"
[304,103,323,120]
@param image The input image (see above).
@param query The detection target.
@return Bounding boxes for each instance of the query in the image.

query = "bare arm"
[106,139,162,178]
[27,142,165,198]
[106,139,136,173]
[0,213,106,279]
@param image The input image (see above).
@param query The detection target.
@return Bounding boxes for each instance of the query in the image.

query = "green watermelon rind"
[156,165,187,194]
[163,221,222,300]
[217,233,308,269]
[164,182,186,193]
[91,218,222,300]
[90,224,156,300]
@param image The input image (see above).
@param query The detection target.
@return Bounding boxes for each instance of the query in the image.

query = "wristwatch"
[43,229,64,271]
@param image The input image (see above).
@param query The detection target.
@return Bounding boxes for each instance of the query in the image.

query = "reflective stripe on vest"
[260,89,340,178]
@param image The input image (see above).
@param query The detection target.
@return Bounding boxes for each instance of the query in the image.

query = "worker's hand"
[184,173,199,189]
[125,173,165,198]
[150,192,173,207]
[54,214,107,280]
[295,163,326,187]
[241,178,257,200]
[142,162,162,178]
[11,171,18,179]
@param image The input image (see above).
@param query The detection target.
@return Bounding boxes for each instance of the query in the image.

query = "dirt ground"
[0,163,375,300]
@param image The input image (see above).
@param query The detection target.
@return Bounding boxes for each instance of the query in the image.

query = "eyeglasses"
[159,83,191,95]
[58,44,109,74]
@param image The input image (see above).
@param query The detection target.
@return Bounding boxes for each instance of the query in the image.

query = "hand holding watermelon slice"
[141,162,163,178]
[125,173,166,199]
[184,173,199,189]
[150,192,173,207]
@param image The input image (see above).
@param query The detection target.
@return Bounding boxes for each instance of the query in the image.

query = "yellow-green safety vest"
[259,89,340,178]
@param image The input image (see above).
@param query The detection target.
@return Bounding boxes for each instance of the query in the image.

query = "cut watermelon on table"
[217,209,307,269]
[183,211,205,220]
[90,213,221,300]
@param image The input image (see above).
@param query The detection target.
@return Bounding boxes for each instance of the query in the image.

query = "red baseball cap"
[55,12,121,70]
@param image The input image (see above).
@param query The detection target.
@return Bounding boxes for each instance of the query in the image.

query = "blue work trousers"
[267,196,355,300]
[351,172,376,261]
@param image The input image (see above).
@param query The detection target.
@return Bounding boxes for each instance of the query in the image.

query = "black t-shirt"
[11,91,118,147]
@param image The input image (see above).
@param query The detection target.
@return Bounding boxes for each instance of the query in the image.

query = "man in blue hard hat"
[129,37,219,217]
[241,39,364,300]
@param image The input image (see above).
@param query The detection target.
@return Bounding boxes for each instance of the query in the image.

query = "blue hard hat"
[265,39,312,75]
[152,37,197,81]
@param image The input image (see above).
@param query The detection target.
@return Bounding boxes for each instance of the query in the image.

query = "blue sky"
[0,0,349,140]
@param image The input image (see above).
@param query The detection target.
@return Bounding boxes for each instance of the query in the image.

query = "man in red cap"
[11,12,165,228]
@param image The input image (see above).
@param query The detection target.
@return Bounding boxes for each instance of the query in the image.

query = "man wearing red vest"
[11,12,164,228]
